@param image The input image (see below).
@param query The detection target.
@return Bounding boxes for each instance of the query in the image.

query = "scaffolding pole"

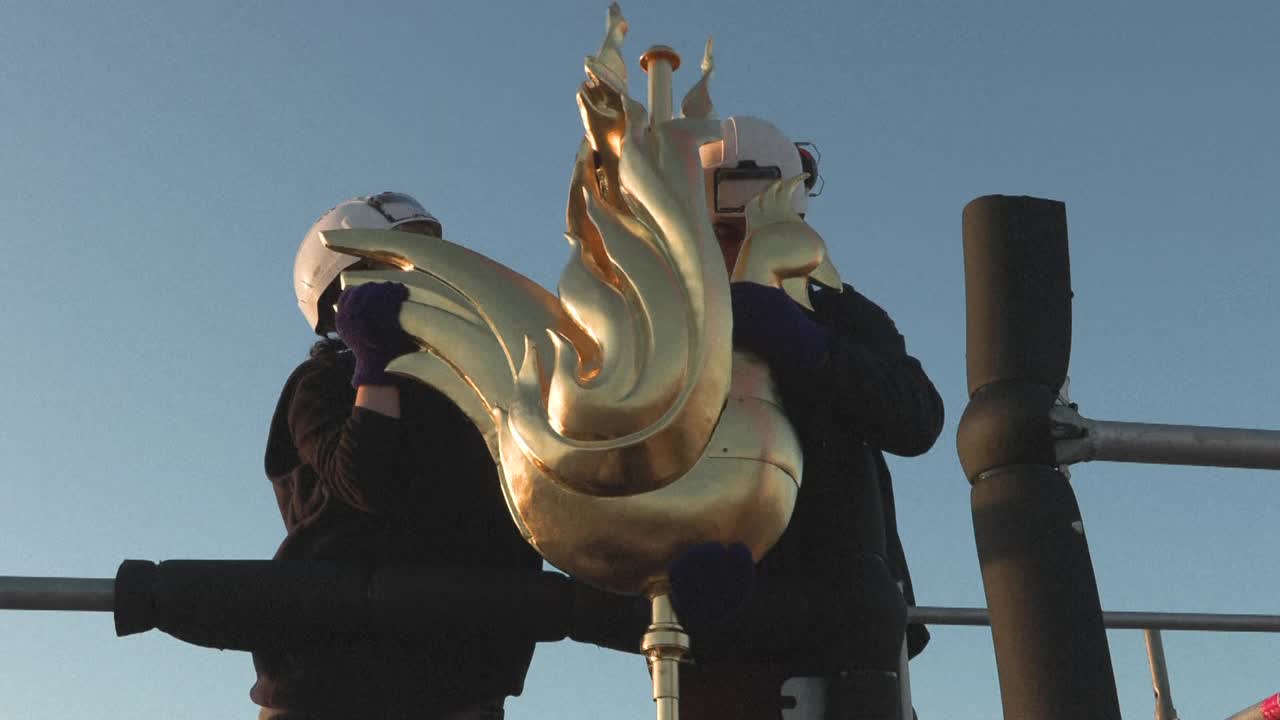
[12,577,1280,636]
[1144,629,1179,720]
[908,606,1280,633]
[0,576,113,612]
[957,194,1121,720]
[1053,408,1280,470]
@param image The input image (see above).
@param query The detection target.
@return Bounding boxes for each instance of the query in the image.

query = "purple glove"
[335,282,417,388]
[730,282,830,370]
[668,542,756,628]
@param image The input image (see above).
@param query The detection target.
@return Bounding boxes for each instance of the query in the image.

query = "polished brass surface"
[322,3,839,596]
[680,39,714,121]
[731,174,844,306]
[638,45,682,72]
[640,45,681,125]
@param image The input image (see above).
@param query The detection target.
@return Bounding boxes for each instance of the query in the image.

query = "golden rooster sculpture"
[321,4,842,603]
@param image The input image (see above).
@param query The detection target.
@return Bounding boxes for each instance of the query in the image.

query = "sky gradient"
[1,2,1277,718]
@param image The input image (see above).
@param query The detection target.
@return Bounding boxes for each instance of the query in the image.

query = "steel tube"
[11,572,1280,636]
[1145,629,1179,720]
[0,576,114,612]
[642,593,688,720]
[639,45,680,127]
[908,606,1280,633]
[1056,418,1280,470]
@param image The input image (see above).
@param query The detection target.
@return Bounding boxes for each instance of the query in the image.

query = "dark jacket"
[250,347,543,719]
[686,279,947,666]
[575,282,944,674]
[771,282,943,659]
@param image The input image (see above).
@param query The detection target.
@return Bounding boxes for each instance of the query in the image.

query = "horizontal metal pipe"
[6,576,1279,636]
[0,576,114,612]
[910,606,1280,633]
[1054,411,1280,470]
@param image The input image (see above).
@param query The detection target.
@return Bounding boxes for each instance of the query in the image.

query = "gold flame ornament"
[321,3,842,598]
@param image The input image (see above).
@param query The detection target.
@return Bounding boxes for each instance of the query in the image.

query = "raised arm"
[267,281,421,518]
[806,284,944,457]
[276,357,412,515]
[729,281,943,457]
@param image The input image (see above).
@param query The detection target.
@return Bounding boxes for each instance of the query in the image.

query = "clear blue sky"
[1,1,1276,718]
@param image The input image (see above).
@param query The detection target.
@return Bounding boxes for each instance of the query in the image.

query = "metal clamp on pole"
[957,195,1121,720]
[641,592,689,720]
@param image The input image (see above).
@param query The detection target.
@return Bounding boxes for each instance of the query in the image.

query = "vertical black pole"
[956,195,1120,719]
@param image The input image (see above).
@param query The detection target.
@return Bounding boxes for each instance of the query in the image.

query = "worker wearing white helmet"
[699,115,819,274]
[661,118,944,720]
[293,192,442,335]
[253,192,542,719]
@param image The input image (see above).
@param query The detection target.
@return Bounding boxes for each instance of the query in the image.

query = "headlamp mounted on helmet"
[713,163,784,215]
[366,192,443,237]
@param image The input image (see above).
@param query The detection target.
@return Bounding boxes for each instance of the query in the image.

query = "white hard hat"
[700,116,808,218]
[294,192,441,334]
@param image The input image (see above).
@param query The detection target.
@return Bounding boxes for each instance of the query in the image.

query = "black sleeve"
[285,359,413,513]
[781,284,944,458]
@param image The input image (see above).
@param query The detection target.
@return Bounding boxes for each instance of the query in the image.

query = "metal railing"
[913,606,1280,720]
[3,574,1277,719]
[909,606,1280,633]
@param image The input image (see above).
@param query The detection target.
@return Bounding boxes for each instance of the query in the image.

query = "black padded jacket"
[766,282,942,660]
[250,347,543,719]
[574,283,944,679]
[685,281,943,668]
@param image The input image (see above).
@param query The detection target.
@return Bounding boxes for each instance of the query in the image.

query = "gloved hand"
[668,541,756,629]
[730,282,830,371]
[335,281,418,388]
